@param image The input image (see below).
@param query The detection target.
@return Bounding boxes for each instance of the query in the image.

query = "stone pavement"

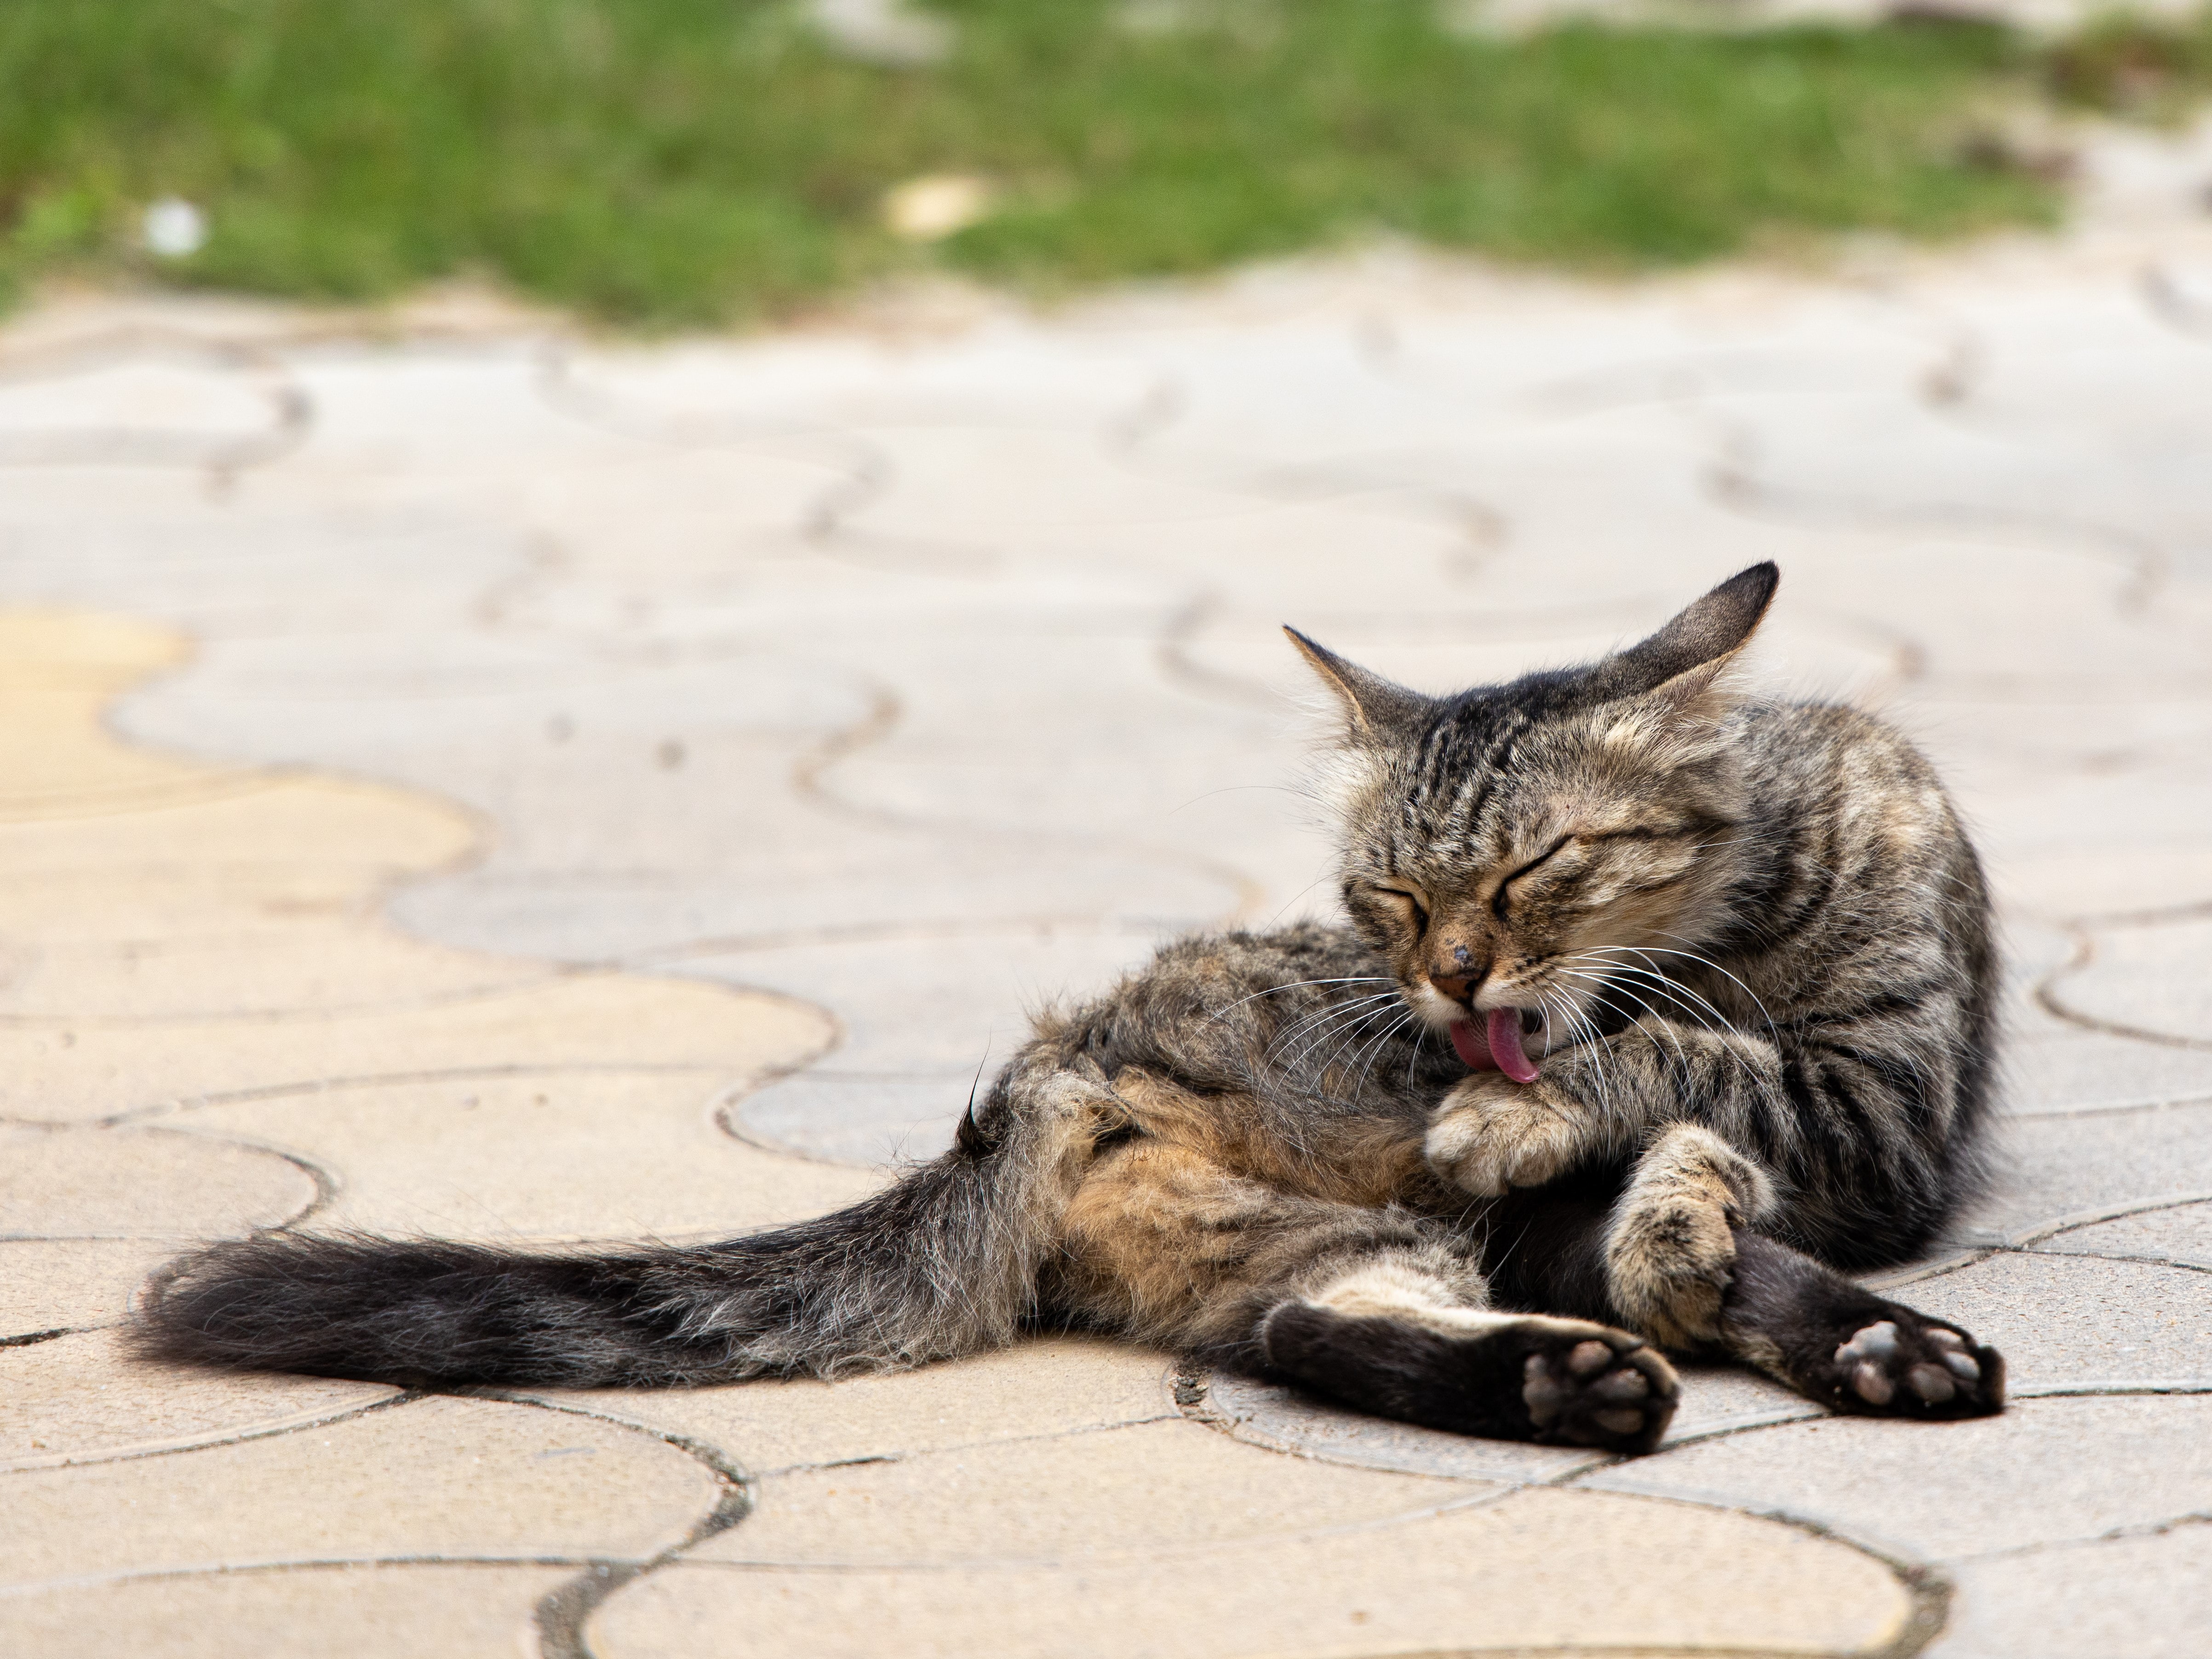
[4,118,2212,1657]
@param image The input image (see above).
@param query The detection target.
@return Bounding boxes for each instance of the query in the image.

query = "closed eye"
[1374,887,1430,932]
[1493,835,1573,918]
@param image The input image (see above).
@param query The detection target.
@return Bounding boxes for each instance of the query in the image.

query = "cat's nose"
[1429,942,1487,1006]
[1428,972,1475,1006]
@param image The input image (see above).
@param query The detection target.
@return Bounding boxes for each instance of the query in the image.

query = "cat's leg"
[1422,1017,1974,1282]
[1470,1133,2004,1420]
[1601,1139,2005,1417]
[1719,1230,2004,1420]
[1603,1123,1776,1350]
[1260,1256,1679,1453]
[1054,1135,1678,1453]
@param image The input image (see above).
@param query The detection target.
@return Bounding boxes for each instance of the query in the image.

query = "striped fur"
[139,564,2003,1440]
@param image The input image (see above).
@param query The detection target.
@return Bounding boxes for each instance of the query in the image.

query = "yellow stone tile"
[0,921,546,1019]
[0,1563,577,1659]
[0,612,210,815]
[0,776,473,881]
[0,1122,316,1237]
[0,611,186,680]
[0,973,831,1123]
[595,1485,1912,1658]
[187,1070,877,1242]
[0,864,376,944]
[0,1394,719,1588]
[0,1329,394,1472]
[535,1335,1179,1476]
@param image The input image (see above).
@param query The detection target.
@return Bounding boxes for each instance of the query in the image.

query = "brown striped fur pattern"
[140,564,2006,1451]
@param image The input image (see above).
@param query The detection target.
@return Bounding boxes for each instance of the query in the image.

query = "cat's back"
[1731,697,1994,1005]
[1740,699,1980,879]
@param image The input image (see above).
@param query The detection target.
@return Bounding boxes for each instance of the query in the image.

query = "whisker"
[1535,979,1621,1124]
[1205,976,1398,1024]
[1265,993,1404,1067]
[1345,1007,1417,1106]
[1629,937,1782,1038]
[1558,952,1771,1094]
[1279,997,1405,1079]
[1261,989,1402,1047]
[1564,953,1746,1042]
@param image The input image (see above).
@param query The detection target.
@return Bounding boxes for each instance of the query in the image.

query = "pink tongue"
[1448,1018,1494,1071]
[1487,1007,1541,1084]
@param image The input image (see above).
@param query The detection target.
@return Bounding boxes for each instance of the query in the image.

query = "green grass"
[0,0,2204,327]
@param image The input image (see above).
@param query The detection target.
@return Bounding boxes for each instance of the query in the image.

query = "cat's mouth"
[1448,1007,1544,1084]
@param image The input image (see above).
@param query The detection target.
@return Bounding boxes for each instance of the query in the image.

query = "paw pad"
[1593,1368,1649,1402]
[1567,1340,1613,1377]
[1520,1329,1679,1453]
[1850,1361,1893,1406]
[1834,1320,1898,1364]
[1826,1312,2003,1419]
[1908,1363,1956,1404]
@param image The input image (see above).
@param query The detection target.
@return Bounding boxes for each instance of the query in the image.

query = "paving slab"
[1201,1366,1616,1483]
[1902,1250,2212,1391]
[0,922,546,1021]
[0,1123,317,1238]
[0,1329,394,1473]
[184,1071,877,1242]
[698,1417,1494,1567]
[0,1394,718,1589]
[1205,1353,1831,1483]
[2002,1020,2212,1117]
[0,1563,578,1659]
[1577,1395,2212,1561]
[0,777,473,891]
[2052,917,2212,1047]
[595,1485,1914,1659]
[1955,1100,2212,1245]
[2036,1199,2212,1271]
[1935,1523,2212,1659]
[0,355,296,469]
[0,1239,177,1338]
[0,973,829,1126]
[525,1335,1179,1476]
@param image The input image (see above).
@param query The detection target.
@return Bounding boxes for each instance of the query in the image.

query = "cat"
[138,562,2005,1453]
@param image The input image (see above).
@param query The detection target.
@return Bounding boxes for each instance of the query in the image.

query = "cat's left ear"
[1283,627,1427,745]
[1595,561,1778,714]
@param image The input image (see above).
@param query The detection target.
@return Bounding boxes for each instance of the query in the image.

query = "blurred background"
[3,0,2209,325]
[6,7,2212,1654]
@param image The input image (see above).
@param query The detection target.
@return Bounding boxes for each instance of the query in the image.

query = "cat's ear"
[1283,628,1426,744]
[1597,562,1778,712]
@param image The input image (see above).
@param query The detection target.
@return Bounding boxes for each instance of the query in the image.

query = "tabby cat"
[141,563,2005,1453]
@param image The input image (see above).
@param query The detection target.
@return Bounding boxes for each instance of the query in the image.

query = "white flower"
[143,197,208,259]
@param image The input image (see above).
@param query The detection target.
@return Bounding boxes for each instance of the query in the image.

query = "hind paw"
[1518,1323,1680,1454]
[1261,1303,1679,1455]
[1823,1310,2004,1420]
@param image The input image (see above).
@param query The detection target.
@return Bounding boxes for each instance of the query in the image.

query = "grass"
[0,0,2206,327]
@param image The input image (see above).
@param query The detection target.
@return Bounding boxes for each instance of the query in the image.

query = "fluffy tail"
[136,1050,1105,1388]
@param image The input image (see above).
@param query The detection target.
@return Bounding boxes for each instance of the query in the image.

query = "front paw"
[1605,1126,1779,1349]
[1425,1076,1585,1197]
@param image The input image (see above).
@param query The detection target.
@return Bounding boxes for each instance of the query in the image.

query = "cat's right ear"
[1595,561,1779,711]
[1284,628,1426,745]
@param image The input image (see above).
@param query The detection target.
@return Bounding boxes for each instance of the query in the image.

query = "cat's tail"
[133,1044,1108,1388]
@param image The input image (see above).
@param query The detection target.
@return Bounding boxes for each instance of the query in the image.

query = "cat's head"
[1288,562,1777,1075]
